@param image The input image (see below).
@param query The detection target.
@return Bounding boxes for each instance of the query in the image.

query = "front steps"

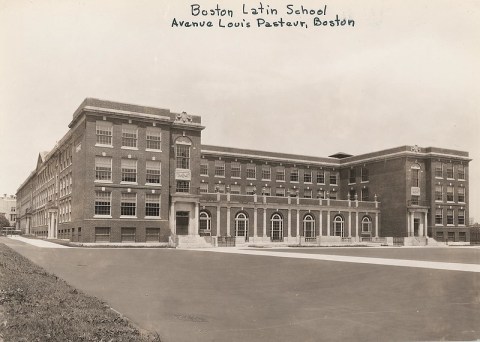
[176,235,213,248]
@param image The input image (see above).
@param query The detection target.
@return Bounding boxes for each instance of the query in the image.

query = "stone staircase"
[404,236,427,246]
[176,235,213,248]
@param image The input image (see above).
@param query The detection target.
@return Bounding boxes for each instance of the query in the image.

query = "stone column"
[254,207,258,238]
[288,209,292,238]
[355,212,359,242]
[227,207,231,237]
[216,206,221,237]
[194,202,199,236]
[376,212,380,238]
[263,208,267,239]
[348,212,352,237]
[319,210,323,237]
[170,202,175,235]
[327,211,331,236]
[296,209,300,240]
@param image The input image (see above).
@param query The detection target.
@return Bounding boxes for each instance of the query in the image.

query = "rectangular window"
[458,187,465,203]
[446,186,454,202]
[304,170,312,183]
[176,145,190,169]
[96,121,113,146]
[146,127,161,150]
[121,193,137,216]
[215,160,225,177]
[262,166,271,180]
[230,162,241,178]
[200,160,209,176]
[349,189,357,201]
[447,232,455,241]
[458,209,465,225]
[146,161,161,184]
[246,164,256,179]
[95,156,112,181]
[230,185,241,194]
[276,166,285,181]
[435,209,443,224]
[275,188,285,197]
[246,186,255,195]
[121,159,137,183]
[435,231,444,241]
[446,164,454,179]
[349,169,356,184]
[458,165,465,180]
[304,189,312,198]
[145,194,160,217]
[435,164,443,178]
[122,124,138,148]
[329,172,338,185]
[121,228,136,242]
[199,183,209,193]
[411,195,419,205]
[215,184,225,193]
[361,188,369,201]
[262,187,271,196]
[447,209,454,225]
[316,170,325,184]
[146,228,160,242]
[290,168,299,182]
[329,191,337,200]
[176,181,190,193]
[361,167,369,182]
[94,191,111,216]
[317,190,325,199]
[289,189,297,197]
[435,185,443,201]
[95,227,110,242]
[459,232,466,242]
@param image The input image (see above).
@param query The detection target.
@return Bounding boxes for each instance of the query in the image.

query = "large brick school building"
[16,99,471,246]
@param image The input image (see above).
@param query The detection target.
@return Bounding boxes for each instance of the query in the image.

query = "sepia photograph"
[0,0,479,341]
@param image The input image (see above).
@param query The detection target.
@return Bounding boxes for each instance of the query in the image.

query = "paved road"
[2,237,480,342]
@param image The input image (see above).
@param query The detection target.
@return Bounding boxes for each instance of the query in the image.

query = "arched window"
[333,215,344,237]
[303,214,315,238]
[361,216,372,234]
[235,212,249,240]
[199,211,211,235]
[271,213,284,242]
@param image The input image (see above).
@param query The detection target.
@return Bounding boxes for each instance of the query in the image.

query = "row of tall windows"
[435,208,466,225]
[201,160,338,184]
[434,164,466,180]
[199,211,372,239]
[95,121,162,150]
[434,185,465,203]
[94,157,161,184]
[94,191,161,217]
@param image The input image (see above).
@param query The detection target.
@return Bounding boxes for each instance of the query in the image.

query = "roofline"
[201,144,471,166]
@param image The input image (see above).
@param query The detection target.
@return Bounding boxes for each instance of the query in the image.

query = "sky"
[0,0,479,221]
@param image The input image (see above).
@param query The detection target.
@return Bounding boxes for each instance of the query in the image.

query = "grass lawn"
[0,243,161,342]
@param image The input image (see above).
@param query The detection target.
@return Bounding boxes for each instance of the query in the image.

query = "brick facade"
[16,99,471,244]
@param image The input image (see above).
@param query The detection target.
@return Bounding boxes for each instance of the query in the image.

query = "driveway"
[2,237,480,342]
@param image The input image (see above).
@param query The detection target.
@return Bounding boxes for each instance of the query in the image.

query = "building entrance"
[176,211,189,235]
[414,218,420,237]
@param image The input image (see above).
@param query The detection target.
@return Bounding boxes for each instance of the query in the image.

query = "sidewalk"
[7,235,71,248]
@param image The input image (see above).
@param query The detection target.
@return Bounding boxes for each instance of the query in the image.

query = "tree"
[0,213,10,229]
